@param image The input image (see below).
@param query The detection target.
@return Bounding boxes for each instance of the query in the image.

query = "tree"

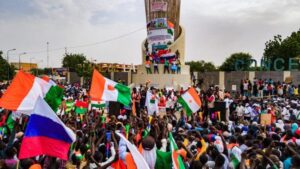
[219,52,253,71]
[263,29,300,70]
[186,60,217,72]
[62,53,93,78]
[0,51,15,81]
[62,53,87,71]
[30,68,45,76]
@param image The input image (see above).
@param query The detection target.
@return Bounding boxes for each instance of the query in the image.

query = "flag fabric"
[110,159,127,169]
[115,132,150,169]
[0,112,16,134]
[178,87,201,116]
[44,85,64,113]
[155,150,172,169]
[145,91,159,115]
[168,133,185,169]
[90,70,131,106]
[0,71,63,114]
[19,97,76,160]
[90,100,105,109]
[6,113,15,132]
[167,29,174,36]
[40,76,64,112]
[168,21,174,29]
[65,100,74,113]
[75,100,88,114]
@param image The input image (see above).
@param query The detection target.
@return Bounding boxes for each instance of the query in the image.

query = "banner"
[147,18,168,30]
[151,2,168,12]
[147,29,174,44]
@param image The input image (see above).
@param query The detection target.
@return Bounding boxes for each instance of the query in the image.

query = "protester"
[0,72,300,169]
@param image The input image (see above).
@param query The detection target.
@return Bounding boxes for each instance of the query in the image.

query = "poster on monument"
[151,2,168,12]
[147,18,168,30]
[147,28,174,44]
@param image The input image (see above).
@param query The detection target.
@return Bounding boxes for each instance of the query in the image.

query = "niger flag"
[178,87,201,116]
[90,70,131,106]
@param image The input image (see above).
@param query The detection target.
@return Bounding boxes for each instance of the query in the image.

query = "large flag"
[169,133,185,169]
[115,132,150,169]
[44,85,64,112]
[0,71,63,114]
[90,70,131,106]
[19,97,76,160]
[178,87,201,116]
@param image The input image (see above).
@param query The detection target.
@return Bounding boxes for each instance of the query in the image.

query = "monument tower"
[132,0,190,88]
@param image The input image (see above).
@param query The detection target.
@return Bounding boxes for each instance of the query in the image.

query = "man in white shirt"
[224,97,233,122]
[244,103,252,121]
[282,106,291,121]
[236,103,245,121]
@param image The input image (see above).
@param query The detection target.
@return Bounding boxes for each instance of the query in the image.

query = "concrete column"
[128,71,132,85]
[249,71,255,81]
[219,71,225,90]
[283,71,291,82]
[80,77,83,86]
[110,72,114,81]
[67,72,70,84]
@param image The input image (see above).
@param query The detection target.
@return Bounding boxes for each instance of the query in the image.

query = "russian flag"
[19,97,76,160]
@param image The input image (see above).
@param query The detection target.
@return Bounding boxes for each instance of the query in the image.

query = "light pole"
[35,60,43,76]
[18,52,27,70]
[30,57,34,71]
[47,42,49,68]
[7,48,16,80]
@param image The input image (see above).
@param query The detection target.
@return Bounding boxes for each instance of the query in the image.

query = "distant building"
[11,62,38,72]
[96,63,137,72]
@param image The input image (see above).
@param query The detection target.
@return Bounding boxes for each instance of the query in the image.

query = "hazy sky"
[1,0,300,68]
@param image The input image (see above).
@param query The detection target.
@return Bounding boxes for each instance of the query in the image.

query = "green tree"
[219,52,253,71]
[186,60,217,72]
[62,53,86,71]
[0,51,15,81]
[62,53,93,78]
[263,29,300,70]
[30,68,45,76]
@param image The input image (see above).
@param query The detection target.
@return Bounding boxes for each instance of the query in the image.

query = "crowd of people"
[239,78,299,98]
[0,77,300,169]
[145,49,181,74]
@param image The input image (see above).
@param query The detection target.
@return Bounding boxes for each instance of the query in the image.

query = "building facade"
[11,62,38,72]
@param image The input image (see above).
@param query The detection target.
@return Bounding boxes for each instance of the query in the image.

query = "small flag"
[75,100,88,114]
[90,100,105,109]
[90,70,131,106]
[178,87,201,116]
[168,133,185,169]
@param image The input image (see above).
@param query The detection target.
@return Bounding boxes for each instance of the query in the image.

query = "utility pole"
[7,48,16,81]
[19,52,27,70]
[65,47,67,55]
[47,42,49,68]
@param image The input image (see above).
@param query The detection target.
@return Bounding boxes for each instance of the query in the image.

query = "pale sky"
[1,0,300,68]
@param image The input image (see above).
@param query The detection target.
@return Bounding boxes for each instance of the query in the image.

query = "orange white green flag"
[169,132,185,169]
[0,71,63,114]
[178,87,201,116]
[89,70,131,106]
